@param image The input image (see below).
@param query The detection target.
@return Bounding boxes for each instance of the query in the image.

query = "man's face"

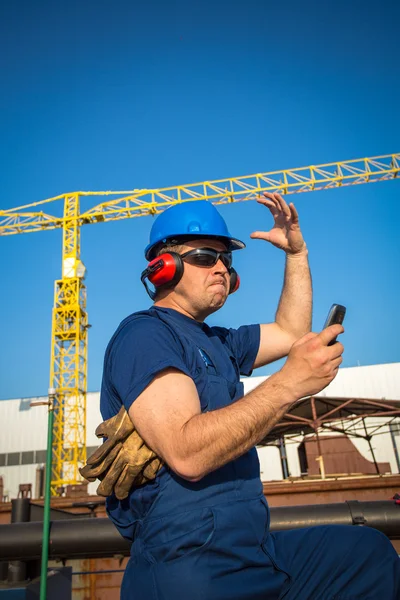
[173,238,231,317]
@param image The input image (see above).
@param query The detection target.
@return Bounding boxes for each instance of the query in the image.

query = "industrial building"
[1,362,399,502]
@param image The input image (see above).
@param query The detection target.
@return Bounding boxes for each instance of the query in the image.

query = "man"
[95,194,400,599]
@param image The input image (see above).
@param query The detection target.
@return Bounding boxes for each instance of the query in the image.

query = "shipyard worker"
[83,195,400,599]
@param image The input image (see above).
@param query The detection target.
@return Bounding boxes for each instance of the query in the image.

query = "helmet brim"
[145,234,245,261]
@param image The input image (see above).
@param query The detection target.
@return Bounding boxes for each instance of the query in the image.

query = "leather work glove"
[80,406,163,500]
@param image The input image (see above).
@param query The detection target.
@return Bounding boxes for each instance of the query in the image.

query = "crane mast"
[0,153,398,494]
[49,194,88,493]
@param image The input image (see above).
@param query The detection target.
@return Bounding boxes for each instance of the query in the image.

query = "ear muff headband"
[141,253,240,299]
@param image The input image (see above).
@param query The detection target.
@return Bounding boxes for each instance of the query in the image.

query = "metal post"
[311,397,325,478]
[40,388,55,600]
[277,437,290,479]
[389,422,400,473]
[363,418,380,475]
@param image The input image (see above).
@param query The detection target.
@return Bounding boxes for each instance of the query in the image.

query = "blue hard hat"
[145,201,245,260]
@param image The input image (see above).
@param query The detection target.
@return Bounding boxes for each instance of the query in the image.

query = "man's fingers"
[318,324,344,346]
[329,341,344,359]
[275,194,291,220]
[261,192,280,203]
[250,231,272,242]
[256,197,276,209]
[331,356,343,370]
[256,195,279,218]
[289,203,299,223]
[260,192,282,214]
[262,192,290,218]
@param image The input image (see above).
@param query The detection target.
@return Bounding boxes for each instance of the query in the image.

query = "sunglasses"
[180,248,233,270]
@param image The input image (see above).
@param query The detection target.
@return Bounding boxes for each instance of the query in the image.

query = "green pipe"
[40,388,55,600]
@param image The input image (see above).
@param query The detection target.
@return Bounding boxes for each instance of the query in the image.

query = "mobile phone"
[324,304,346,346]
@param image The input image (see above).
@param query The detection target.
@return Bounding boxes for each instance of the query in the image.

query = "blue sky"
[0,0,399,400]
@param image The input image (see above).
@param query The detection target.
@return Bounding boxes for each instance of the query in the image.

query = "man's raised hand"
[250,192,306,255]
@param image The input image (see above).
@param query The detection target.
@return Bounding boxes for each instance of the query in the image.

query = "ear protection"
[141,252,240,300]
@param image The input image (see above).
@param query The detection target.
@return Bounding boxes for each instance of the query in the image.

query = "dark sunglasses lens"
[220,253,232,269]
[187,253,216,267]
[183,249,232,269]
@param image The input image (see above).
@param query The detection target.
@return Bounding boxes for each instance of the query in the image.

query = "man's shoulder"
[109,307,181,349]
[116,307,159,331]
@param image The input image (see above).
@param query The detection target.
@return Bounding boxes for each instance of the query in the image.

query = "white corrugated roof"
[243,362,400,400]
[317,362,400,400]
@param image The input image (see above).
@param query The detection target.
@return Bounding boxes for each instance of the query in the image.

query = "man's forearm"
[275,248,312,337]
[178,372,295,481]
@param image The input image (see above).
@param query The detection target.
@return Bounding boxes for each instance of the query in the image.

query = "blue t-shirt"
[100,306,261,539]
[100,306,260,419]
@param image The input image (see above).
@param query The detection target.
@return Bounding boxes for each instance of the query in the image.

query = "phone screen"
[324,304,346,345]
[324,304,346,329]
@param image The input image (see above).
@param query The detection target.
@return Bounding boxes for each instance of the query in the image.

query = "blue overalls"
[101,307,400,600]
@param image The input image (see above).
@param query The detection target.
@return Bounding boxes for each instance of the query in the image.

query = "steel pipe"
[7,498,32,583]
[0,501,398,561]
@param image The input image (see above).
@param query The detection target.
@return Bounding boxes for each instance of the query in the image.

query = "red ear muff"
[147,253,183,287]
[229,268,240,294]
[141,252,184,299]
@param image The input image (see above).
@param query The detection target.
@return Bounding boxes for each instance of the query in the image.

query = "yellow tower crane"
[0,153,398,494]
